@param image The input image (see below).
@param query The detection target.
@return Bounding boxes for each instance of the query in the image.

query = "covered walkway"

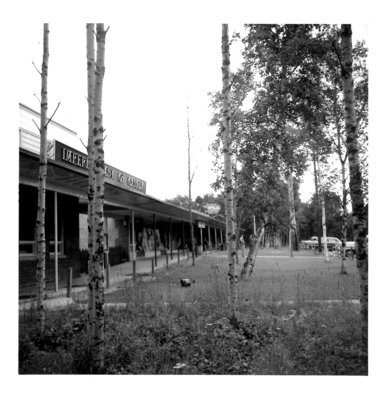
[19,248,224,300]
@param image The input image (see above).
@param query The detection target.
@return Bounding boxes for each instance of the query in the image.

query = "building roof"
[20,147,225,228]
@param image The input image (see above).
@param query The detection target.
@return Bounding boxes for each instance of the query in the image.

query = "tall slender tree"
[87,23,108,372]
[337,24,368,346]
[322,36,367,273]
[316,157,330,262]
[187,102,196,266]
[86,23,96,339]
[287,173,298,257]
[222,24,238,325]
[35,23,49,333]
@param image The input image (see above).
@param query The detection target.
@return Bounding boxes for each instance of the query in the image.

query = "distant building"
[19,103,225,289]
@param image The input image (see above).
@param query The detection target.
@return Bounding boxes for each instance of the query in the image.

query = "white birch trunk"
[240,222,265,279]
[86,23,96,339]
[317,160,330,262]
[332,88,348,273]
[340,24,368,345]
[340,160,348,273]
[321,195,330,262]
[222,24,238,324]
[187,103,195,266]
[36,23,49,333]
[90,23,107,371]
[288,173,297,257]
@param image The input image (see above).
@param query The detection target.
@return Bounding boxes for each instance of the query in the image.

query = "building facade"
[19,103,226,289]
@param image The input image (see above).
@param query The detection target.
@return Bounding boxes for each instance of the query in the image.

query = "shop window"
[19,186,65,258]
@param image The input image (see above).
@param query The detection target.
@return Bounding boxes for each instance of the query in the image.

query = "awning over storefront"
[19,148,226,228]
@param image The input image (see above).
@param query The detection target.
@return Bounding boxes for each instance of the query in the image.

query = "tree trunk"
[333,88,348,274]
[235,207,244,264]
[340,24,368,346]
[321,193,330,262]
[222,24,238,325]
[317,159,330,262]
[90,23,107,372]
[240,223,265,279]
[340,159,348,273]
[187,103,195,266]
[35,23,49,334]
[312,152,322,253]
[288,172,297,257]
[86,23,96,340]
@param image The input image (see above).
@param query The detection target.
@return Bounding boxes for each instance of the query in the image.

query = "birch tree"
[35,23,49,333]
[222,24,238,325]
[329,83,349,273]
[287,173,298,257]
[316,157,330,262]
[337,24,368,346]
[86,23,96,338]
[240,221,265,279]
[323,37,367,273]
[187,102,196,266]
[87,23,108,372]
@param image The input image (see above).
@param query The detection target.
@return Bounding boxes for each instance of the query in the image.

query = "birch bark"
[240,223,265,279]
[316,159,330,262]
[333,90,348,274]
[90,23,107,371]
[312,152,323,253]
[187,103,195,266]
[288,173,297,257]
[36,23,49,333]
[222,24,238,324]
[86,23,96,339]
[340,24,368,345]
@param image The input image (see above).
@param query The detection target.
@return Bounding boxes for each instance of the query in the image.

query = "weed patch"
[19,252,367,374]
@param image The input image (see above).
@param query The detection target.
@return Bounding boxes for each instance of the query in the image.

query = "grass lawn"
[19,248,367,375]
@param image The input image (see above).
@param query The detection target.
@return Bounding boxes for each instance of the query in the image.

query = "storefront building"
[19,103,226,289]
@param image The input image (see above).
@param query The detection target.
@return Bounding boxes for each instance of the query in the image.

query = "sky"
[17,18,369,204]
[18,21,245,202]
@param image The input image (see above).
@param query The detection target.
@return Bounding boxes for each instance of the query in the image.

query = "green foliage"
[208,24,368,247]
[165,193,225,216]
[297,190,355,240]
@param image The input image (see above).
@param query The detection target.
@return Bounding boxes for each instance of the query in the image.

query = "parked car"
[300,237,318,250]
[300,236,342,251]
[345,241,355,257]
[325,237,342,251]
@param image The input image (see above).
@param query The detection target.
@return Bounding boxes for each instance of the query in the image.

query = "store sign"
[198,222,206,229]
[204,203,221,215]
[54,140,146,194]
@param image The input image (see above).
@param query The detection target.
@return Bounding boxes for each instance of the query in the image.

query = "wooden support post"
[152,257,155,274]
[208,225,211,254]
[200,227,203,255]
[182,220,185,257]
[169,218,173,260]
[105,251,110,289]
[214,223,218,250]
[127,215,131,261]
[54,191,58,292]
[153,213,157,267]
[131,210,136,262]
[66,267,72,298]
